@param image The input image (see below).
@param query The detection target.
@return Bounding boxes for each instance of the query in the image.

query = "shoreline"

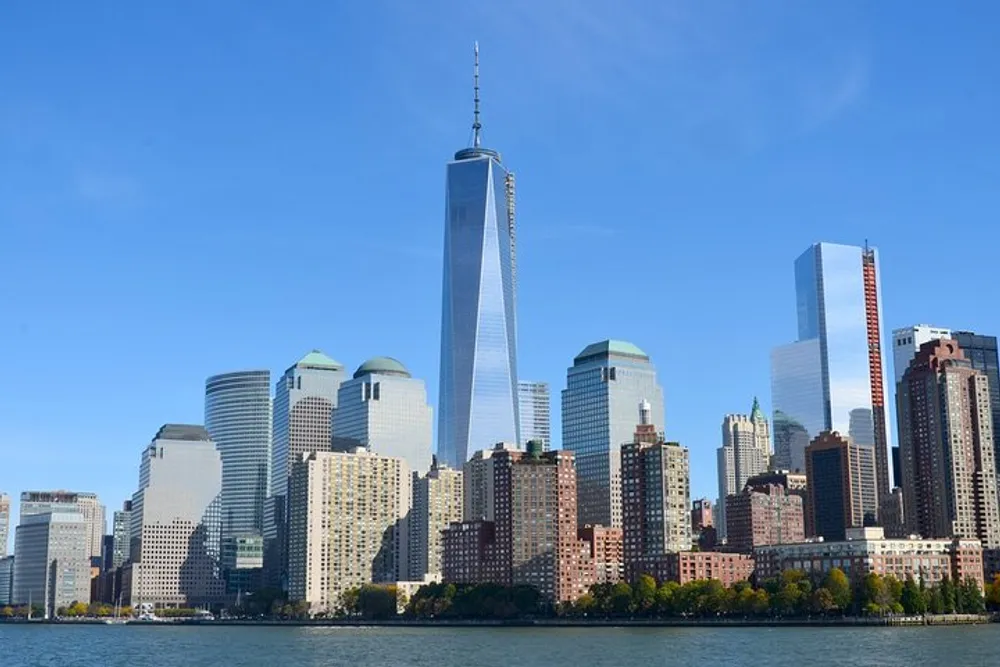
[3,614,994,628]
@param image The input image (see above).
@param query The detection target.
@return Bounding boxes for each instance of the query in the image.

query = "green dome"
[574,339,649,363]
[354,356,411,379]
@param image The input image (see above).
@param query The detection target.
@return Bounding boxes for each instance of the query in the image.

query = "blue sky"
[2,1,999,547]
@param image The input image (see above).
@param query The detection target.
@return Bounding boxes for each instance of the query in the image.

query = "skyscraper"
[770,242,890,503]
[437,44,519,468]
[562,340,664,528]
[718,403,769,538]
[12,510,90,615]
[462,442,519,522]
[264,350,346,589]
[0,493,9,558]
[205,370,272,542]
[898,339,1000,548]
[805,431,878,541]
[409,458,464,580]
[952,331,1000,498]
[287,449,410,613]
[891,325,951,385]
[518,381,551,451]
[111,501,132,571]
[334,357,433,474]
[716,445,736,541]
[124,424,225,608]
[621,401,692,573]
[19,491,105,561]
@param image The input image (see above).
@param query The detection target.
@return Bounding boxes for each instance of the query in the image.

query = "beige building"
[287,448,410,614]
[717,399,770,538]
[124,425,226,609]
[899,339,1000,548]
[19,491,105,560]
[409,458,463,580]
[462,442,519,522]
[0,493,9,558]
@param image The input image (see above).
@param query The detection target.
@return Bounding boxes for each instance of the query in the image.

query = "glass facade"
[771,243,891,486]
[438,152,519,467]
[333,359,433,474]
[518,381,551,451]
[205,370,272,542]
[562,340,664,528]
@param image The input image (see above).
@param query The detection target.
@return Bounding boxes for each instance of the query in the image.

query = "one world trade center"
[437,44,519,468]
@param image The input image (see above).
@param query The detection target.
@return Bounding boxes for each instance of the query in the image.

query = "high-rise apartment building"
[771,243,890,505]
[12,510,90,615]
[463,442,519,522]
[334,357,433,475]
[691,499,714,532]
[264,350,346,590]
[19,491,105,561]
[437,45,519,468]
[518,381,551,451]
[578,525,623,585]
[0,493,9,558]
[898,339,1000,548]
[891,325,951,385]
[563,340,664,528]
[286,449,410,613]
[805,431,878,541]
[621,402,691,577]
[409,458,463,580]
[205,370,272,543]
[952,331,1000,498]
[124,425,225,609]
[724,484,805,553]
[110,501,132,570]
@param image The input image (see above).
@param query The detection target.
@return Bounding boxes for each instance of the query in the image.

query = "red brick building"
[634,551,754,587]
[579,525,623,584]
[725,484,805,553]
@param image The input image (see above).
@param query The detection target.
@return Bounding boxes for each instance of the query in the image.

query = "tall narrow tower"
[437,44,520,467]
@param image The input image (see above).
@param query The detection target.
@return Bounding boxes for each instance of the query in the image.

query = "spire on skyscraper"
[473,41,482,148]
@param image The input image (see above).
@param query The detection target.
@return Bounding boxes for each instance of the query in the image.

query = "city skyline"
[4,2,1000,542]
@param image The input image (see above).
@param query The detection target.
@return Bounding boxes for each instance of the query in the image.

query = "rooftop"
[155,424,211,442]
[574,339,649,363]
[294,350,344,370]
[353,356,411,379]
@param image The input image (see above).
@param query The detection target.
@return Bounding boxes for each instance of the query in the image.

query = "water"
[1,624,998,667]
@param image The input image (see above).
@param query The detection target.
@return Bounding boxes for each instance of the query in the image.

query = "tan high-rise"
[898,339,1000,547]
[287,448,410,613]
[410,458,463,580]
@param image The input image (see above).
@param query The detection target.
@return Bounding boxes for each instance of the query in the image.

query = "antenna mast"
[473,42,482,147]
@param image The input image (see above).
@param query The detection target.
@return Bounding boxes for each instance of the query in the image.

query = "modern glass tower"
[437,44,519,468]
[518,381,551,451]
[770,242,891,503]
[205,370,272,541]
[562,340,664,528]
[333,356,433,474]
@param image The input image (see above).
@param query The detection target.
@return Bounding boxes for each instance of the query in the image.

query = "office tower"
[220,535,264,595]
[518,381,551,450]
[437,44,519,468]
[716,445,736,540]
[463,442,519,522]
[898,339,1000,547]
[19,491,105,560]
[409,458,463,580]
[0,493,8,558]
[0,555,12,605]
[952,331,1000,496]
[724,484,805,553]
[124,425,225,609]
[264,350,346,589]
[771,243,890,504]
[287,449,410,613]
[110,501,132,571]
[563,339,664,528]
[334,357,433,474]
[891,325,951,385]
[621,402,692,576]
[805,431,878,541]
[205,370,272,543]
[12,510,90,615]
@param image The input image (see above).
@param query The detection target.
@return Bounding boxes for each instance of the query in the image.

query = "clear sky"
[2,1,999,549]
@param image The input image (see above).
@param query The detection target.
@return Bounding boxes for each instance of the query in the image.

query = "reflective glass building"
[437,49,519,468]
[205,370,272,541]
[562,340,664,528]
[333,356,433,474]
[770,243,891,498]
[518,381,551,451]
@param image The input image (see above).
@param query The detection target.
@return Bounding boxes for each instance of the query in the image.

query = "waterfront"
[2,624,999,667]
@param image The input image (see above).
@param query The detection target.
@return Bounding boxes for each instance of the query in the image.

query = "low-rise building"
[754,527,984,589]
[633,551,754,587]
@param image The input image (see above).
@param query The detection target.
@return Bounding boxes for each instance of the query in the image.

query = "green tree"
[357,585,397,620]
[67,601,89,617]
[862,573,893,615]
[985,574,1000,611]
[939,577,957,614]
[751,589,770,616]
[609,582,634,615]
[823,568,852,612]
[1,606,13,618]
[811,588,836,614]
[633,575,657,613]
[959,578,985,614]
[885,576,903,607]
[901,576,926,614]
[774,584,802,616]
[339,588,361,616]
[574,593,596,616]
[655,581,679,615]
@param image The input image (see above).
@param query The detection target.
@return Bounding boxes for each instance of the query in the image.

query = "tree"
[939,577,957,614]
[609,582,634,615]
[339,588,361,616]
[1,606,12,618]
[811,588,836,614]
[823,568,852,613]
[633,575,657,613]
[67,601,88,617]
[655,582,678,615]
[901,576,926,614]
[959,578,985,614]
[774,583,802,616]
[751,589,770,616]
[861,574,893,615]
[985,574,1000,611]
[357,585,397,620]
[574,593,595,616]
